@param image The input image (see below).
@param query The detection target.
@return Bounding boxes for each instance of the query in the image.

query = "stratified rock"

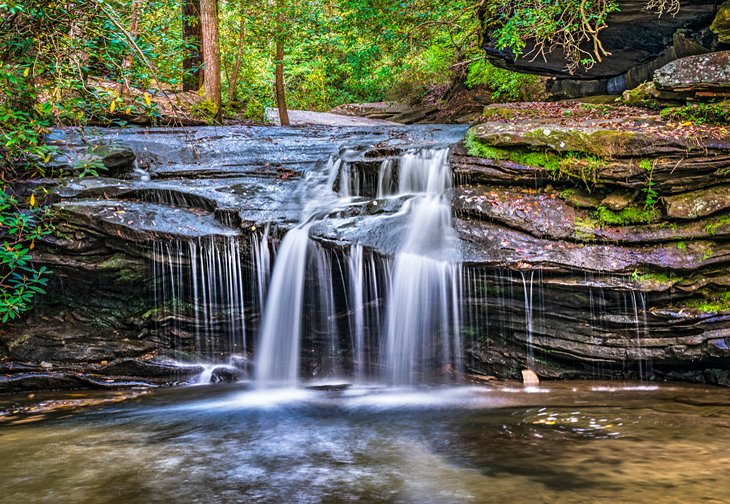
[654,51,730,98]
[51,143,136,178]
[711,1,730,43]
[454,186,577,239]
[92,145,136,177]
[483,0,716,81]
[663,185,730,219]
[97,359,204,379]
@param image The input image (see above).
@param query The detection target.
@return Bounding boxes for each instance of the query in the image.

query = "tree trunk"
[182,0,202,92]
[274,2,289,126]
[118,0,141,96]
[227,15,246,104]
[200,0,222,122]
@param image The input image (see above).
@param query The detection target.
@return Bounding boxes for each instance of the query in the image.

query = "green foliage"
[640,159,659,209]
[660,102,730,126]
[705,214,730,236]
[191,100,219,125]
[466,59,542,101]
[0,189,54,322]
[595,205,659,226]
[484,0,621,74]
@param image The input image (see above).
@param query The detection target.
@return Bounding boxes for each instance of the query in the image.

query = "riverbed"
[1,381,728,503]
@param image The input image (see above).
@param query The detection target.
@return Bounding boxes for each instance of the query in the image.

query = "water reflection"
[1,382,729,503]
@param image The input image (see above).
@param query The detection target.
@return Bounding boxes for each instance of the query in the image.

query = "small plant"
[640,159,659,209]
[704,214,730,236]
[660,102,730,126]
[0,190,54,322]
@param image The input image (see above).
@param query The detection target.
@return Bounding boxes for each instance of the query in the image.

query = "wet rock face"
[3,124,468,391]
[5,119,730,390]
[456,103,730,382]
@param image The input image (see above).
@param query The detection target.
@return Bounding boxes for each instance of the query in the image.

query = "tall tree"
[274,0,289,126]
[182,0,203,92]
[118,0,141,96]
[227,14,246,104]
[200,0,222,122]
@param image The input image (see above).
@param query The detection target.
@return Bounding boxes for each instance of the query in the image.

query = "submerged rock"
[521,369,540,386]
[210,366,245,383]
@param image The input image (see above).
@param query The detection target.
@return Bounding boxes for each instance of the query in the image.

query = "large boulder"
[654,50,730,99]
[482,0,718,97]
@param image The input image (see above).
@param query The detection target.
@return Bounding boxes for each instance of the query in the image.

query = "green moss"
[464,131,561,173]
[687,292,730,313]
[629,270,678,286]
[99,253,134,270]
[574,215,600,240]
[595,204,659,226]
[191,99,218,125]
[705,214,730,236]
[660,102,730,126]
[559,155,607,191]
[116,268,145,283]
[560,188,576,199]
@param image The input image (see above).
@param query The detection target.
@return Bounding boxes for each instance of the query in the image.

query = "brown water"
[1,382,729,503]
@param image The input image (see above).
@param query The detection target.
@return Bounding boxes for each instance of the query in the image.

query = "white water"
[382,150,462,384]
[255,148,462,386]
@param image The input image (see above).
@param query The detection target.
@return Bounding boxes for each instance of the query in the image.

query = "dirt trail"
[264,108,401,126]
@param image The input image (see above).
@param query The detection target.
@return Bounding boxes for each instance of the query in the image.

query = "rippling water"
[1,382,729,503]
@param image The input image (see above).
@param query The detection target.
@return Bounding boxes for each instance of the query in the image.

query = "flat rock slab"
[664,184,730,219]
[468,119,723,158]
[457,218,730,273]
[654,51,730,93]
[454,186,577,239]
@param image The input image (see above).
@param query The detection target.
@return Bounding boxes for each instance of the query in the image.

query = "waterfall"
[152,236,247,359]
[254,225,311,385]
[255,148,462,386]
[382,149,462,384]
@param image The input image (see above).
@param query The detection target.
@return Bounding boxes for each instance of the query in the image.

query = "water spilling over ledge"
[3,123,730,391]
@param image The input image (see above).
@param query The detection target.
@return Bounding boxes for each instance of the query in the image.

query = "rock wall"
[453,102,730,384]
[482,0,727,97]
[3,117,730,391]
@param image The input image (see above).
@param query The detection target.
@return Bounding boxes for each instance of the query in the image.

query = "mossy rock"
[467,121,684,159]
[711,1,730,44]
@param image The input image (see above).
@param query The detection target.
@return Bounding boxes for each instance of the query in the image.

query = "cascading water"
[152,236,247,358]
[254,147,463,386]
[381,150,462,384]
[146,136,654,385]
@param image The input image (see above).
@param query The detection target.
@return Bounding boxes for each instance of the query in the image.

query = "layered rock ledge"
[453,102,730,383]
